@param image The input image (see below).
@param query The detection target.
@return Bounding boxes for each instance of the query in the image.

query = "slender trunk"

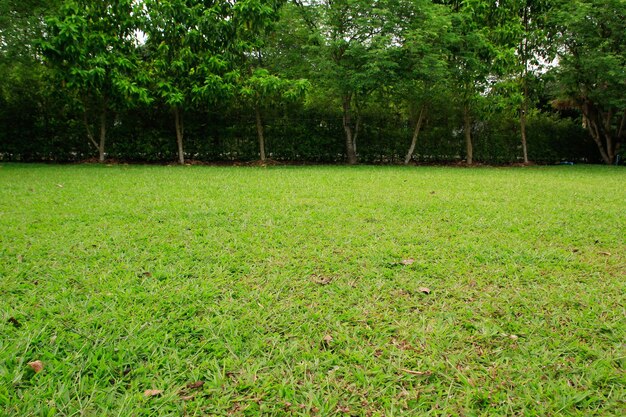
[353,115,361,155]
[174,107,185,165]
[603,130,614,164]
[98,107,106,163]
[82,105,107,162]
[255,104,266,162]
[520,101,528,164]
[463,104,473,165]
[603,110,614,161]
[342,94,358,164]
[404,105,426,165]
[82,111,98,151]
[519,7,529,164]
[519,75,528,164]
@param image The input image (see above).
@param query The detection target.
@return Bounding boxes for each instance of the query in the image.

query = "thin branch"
[82,111,99,150]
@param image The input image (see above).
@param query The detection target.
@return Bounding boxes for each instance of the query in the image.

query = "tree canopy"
[1,0,623,164]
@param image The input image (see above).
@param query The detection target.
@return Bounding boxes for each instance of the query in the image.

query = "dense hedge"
[0,96,600,165]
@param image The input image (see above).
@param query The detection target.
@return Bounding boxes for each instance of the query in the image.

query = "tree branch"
[82,110,99,150]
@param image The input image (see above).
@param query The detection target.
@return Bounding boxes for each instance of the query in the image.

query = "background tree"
[295,0,402,164]
[551,0,625,164]
[1,0,61,158]
[232,0,309,162]
[239,68,309,161]
[2,0,618,165]
[514,0,554,163]
[142,0,236,165]
[443,0,520,165]
[41,0,149,162]
[397,0,451,164]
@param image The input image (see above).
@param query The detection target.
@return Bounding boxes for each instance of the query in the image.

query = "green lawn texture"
[1,164,624,416]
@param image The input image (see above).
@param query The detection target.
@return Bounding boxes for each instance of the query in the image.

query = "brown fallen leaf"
[311,275,333,285]
[186,381,204,389]
[8,317,21,328]
[337,405,350,413]
[418,287,431,295]
[321,334,333,349]
[401,258,415,265]
[28,360,44,373]
[599,251,611,256]
[144,389,163,397]
[401,369,431,376]
[180,395,194,401]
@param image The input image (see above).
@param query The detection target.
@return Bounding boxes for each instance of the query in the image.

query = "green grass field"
[1,163,624,416]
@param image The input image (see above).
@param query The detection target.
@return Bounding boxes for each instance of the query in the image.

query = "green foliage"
[42,0,150,108]
[239,68,309,105]
[550,0,625,163]
[142,0,235,109]
[554,0,625,111]
[1,0,624,164]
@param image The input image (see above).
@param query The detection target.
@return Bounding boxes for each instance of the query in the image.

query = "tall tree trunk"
[83,111,98,154]
[519,6,529,164]
[520,97,529,164]
[342,94,358,165]
[353,115,361,155]
[582,102,613,165]
[255,104,266,162]
[588,122,611,165]
[82,105,107,163]
[463,104,473,165]
[404,105,426,165]
[98,107,106,163]
[602,110,614,161]
[174,107,185,165]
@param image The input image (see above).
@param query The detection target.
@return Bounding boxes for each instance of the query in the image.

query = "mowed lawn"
[1,163,624,416]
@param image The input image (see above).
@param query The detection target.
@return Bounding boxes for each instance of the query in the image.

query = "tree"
[232,0,309,162]
[397,0,451,164]
[143,0,284,165]
[442,0,519,165]
[552,0,625,164]
[239,68,309,161]
[485,0,555,164]
[142,0,236,165]
[1,1,62,159]
[514,0,554,164]
[295,0,401,164]
[41,0,150,162]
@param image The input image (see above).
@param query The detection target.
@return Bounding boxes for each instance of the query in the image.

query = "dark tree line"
[0,0,623,164]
